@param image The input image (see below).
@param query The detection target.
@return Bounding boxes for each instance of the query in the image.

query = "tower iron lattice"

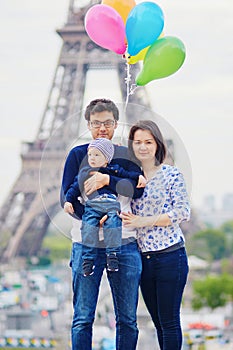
[0,0,152,262]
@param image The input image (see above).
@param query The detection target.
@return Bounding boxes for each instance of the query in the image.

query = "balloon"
[102,0,136,24]
[85,4,127,54]
[127,46,150,64]
[126,2,164,56]
[127,32,164,64]
[136,36,186,86]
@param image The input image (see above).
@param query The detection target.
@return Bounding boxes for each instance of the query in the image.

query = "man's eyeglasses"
[89,120,115,129]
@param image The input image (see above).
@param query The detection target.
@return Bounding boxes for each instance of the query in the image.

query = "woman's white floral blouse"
[131,164,191,252]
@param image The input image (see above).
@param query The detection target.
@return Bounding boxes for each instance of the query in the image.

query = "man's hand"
[64,201,74,215]
[84,172,110,196]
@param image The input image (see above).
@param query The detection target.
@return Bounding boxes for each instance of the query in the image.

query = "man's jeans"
[81,198,122,259]
[140,247,189,350]
[70,241,142,350]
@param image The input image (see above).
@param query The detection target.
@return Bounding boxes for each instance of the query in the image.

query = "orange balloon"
[102,0,136,24]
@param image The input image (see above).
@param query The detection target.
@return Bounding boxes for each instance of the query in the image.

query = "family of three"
[60,98,191,350]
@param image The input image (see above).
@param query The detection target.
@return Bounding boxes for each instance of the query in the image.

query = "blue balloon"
[126,2,164,56]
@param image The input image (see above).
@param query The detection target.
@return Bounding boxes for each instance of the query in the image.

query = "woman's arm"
[167,170,191,224]
[122,169,191,228]
[121,212,172,228]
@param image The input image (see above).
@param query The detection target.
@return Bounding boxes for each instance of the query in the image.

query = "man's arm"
[60,145,87,219]
[65,174,82,203]
[83,147,144,199]
[108,164,142,181]
[60,149,80,207]
[109,175,144,199]
[109,156,144,199]
[106,164,146,191]
[83,172,110,197]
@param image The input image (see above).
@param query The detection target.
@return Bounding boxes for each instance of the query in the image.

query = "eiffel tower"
[0,0,152,262]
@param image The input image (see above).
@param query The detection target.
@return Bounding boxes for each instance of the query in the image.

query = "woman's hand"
[136,174,147,188]
[84,172,110,196]
[121,212,155,228]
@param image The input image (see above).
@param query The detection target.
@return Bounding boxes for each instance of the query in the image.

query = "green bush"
[41,232,72,262]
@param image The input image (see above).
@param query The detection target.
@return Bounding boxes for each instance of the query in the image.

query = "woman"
[122,120,190,350]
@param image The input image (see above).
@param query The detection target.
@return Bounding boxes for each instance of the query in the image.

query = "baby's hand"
[137,175,147,188]
[100,214,108,227]
[64,202,74,214]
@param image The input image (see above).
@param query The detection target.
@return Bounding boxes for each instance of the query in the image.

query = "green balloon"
[136,36,186,86]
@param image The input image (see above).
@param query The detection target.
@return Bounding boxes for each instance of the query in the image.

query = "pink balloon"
[85,4,127,54]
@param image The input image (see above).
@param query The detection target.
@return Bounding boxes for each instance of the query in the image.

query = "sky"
[0,0,232,211]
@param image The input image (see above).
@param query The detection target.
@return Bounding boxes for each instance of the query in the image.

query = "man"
[60,98,143,350]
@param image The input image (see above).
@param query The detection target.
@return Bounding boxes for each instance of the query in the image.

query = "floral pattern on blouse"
[131,164,191,252]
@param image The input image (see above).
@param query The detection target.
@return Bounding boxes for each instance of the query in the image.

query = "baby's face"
[88,147,108,168]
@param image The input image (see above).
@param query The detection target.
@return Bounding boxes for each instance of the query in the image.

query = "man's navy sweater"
[60,143,143,219]
[66,163,142,202]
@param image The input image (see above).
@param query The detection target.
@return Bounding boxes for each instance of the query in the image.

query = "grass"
[41,231,72,262]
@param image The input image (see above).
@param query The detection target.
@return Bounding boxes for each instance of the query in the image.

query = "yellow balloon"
[126,32,164,64]
[159,31,164,39]
[102,0,136,24]
[127,46,149,64]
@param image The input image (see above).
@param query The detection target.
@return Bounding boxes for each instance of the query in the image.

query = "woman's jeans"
[70,241,142,350]
[140,247,189,350]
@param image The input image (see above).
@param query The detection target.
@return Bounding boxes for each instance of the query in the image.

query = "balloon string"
[120,61,130,145]
[124,61,131,112]
[124,61,138,112]
[121,61,138,145]
[129,84,138,95]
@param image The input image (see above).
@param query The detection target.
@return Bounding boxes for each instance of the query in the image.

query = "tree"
[192,274,233,311]
[190,228,227,261]
[220,220,233,256]
[221,220,233,234]
[221,258,233,275]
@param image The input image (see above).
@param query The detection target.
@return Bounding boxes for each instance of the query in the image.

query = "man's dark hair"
[84,98,119,121]
[128,120,166,166]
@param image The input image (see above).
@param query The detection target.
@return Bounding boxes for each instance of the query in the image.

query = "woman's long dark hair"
[128,120,166,166]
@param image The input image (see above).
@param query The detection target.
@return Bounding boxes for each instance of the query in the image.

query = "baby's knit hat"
[88,138,114,164]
